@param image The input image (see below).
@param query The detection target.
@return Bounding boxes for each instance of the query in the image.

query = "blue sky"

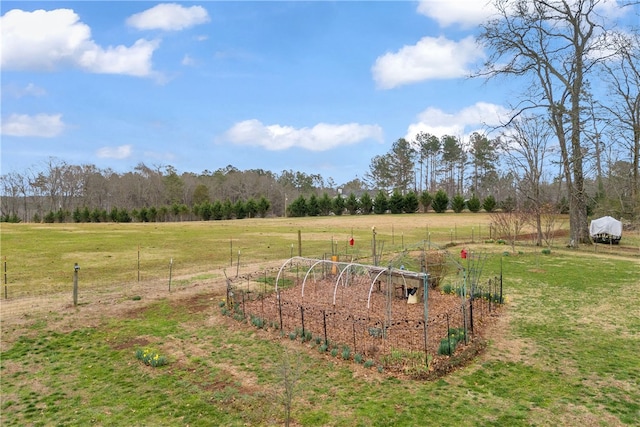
[1,1,634,185]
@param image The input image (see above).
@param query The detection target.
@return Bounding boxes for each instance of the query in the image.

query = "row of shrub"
[3,190,515,223]
[286,190,501,217]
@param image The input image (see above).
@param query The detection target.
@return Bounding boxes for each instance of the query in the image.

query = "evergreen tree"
[73,207,82,223]
[245,198,258,218]
[257,196,270,218]
[432,190,449,213]
[419,191,433,212]
[388,190,405,214]
[212,200,223,220]
[359,192,373,215]
[403,191,419,213]
[288,195,307,217]
[222,199,234,219]
[373,190,388,214]
[200,202,213,220]
[318,193,332,216]
[451,194,466,213]
[467,194,481,213]
[332,193,345,215]
[482,195,497,213]
[345,193,360,215]
[307,194,320,216]
[234,200,246,219]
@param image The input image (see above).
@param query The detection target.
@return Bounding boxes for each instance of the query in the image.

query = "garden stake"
[446,313,451,356]
[322,310,328,345]
[168,258,173,292]
[277,290,283,334]
[73,263,80,306]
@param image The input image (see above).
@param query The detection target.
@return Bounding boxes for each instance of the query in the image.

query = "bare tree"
[478,0,618,246]
[490,209,531,253]
[275,348,303,427]
[502,115,553,245]
[600,30,640,207]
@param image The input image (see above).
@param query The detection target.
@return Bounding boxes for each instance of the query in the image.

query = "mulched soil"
[238,274,503,378]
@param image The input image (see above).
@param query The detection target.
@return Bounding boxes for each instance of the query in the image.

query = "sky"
[1,1,636,185]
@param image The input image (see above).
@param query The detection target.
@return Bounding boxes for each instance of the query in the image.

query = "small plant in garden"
[364,359,375,368]
[542,248,551,255]
[438,328,466,356]
[289,332,297,340]
[354,353,363,364]
[341,346,351,360]
[250,315,265,329]
[135,348,167,367]
[302,331,312,342]
[319,343,328,353]
[330,348,339,357]
[218,300,226,308]
[314,336,322,345]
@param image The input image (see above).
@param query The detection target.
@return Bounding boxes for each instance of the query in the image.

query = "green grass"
[0,214,508,297]
[1,217,639,425]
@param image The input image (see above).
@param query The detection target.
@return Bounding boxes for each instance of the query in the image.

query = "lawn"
[1,215,639,426]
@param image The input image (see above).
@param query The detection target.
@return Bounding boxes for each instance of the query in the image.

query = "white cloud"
[224,119,384,151]
[96,145,132,159]
[126,4,210,31]
[417,0,498,28]
[79,39,159,76]
[2,83,47,98]
[1,8,159,76]
[405,102,511,141]
[372,36,484,89]
[1,113,65,137]
[181,54,195,66]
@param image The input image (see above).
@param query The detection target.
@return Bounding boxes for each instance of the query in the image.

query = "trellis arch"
[274,256,427,310]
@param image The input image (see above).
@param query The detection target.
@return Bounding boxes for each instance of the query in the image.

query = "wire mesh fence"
[230,258,504,373]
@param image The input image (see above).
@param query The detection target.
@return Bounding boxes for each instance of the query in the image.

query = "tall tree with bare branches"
[478,0,618,246]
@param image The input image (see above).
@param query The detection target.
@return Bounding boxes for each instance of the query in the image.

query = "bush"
[451,194,466,213]
[373,190,388,214]
[482,195,497,213]
[403,191,419,213]
[467,195,481,213]
[420,191,433,212]
[432,190,449,213]
[388,190,404,214]
[359,192,373,214]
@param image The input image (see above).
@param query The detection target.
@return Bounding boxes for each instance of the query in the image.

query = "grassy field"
[0,214,513,297]
[1,215,639,426]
